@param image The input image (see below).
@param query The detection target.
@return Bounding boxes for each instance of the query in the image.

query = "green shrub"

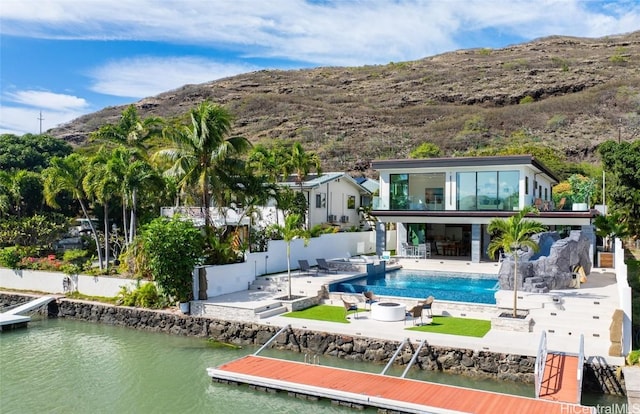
[117,283,165,309]
[519,95,535,104]
[63,249,88,265]
[546,114,567,131]
[0,246,21,269]
[628,350,640,366]
[609,47,629,64]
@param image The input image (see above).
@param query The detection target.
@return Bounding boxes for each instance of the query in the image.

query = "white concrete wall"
[0,268,143,297]
[200,230,377,298]
[614,238,632,356]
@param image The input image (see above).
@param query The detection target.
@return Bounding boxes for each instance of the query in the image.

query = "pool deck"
[195,257,625,366]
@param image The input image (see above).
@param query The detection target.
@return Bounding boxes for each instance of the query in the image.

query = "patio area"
[191,257,625,365]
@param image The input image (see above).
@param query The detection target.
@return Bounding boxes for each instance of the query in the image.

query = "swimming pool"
[334,269,499,304]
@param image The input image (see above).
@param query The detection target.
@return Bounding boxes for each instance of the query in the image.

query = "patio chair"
[417,243,430,259]
[404,304,423,325]
[400,242,414,257]
[341,296,359,319]
[316,258,338,274]
[363,290,379,310]
[298,259,317,276]
[419,296,434,317]
[556,197,566,211]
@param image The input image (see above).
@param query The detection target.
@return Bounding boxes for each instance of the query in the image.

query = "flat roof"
[372,155,560,183]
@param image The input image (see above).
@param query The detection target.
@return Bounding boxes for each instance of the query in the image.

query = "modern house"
[370,155,599,263]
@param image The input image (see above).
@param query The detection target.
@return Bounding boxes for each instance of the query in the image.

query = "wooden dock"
[208,355,596,413]
[539,353,581,403]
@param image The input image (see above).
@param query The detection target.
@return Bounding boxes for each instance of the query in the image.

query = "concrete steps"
[255,303,287,319]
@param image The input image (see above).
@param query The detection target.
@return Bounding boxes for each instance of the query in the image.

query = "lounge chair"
[341,296,359,319]
[363,291,378,310]
[316,258,338,274]
[405,304,423,325]
[298,259,317,275]
[419,296,434,317]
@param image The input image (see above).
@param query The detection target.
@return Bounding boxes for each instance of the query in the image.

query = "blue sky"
[1,0,638,136]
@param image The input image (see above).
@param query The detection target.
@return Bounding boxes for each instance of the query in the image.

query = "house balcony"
[372,196,444,211]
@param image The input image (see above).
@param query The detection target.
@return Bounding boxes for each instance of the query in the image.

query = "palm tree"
[487,206,546,318]
[108,146,162,245]
[247,141,292,183]
[288,142,321,191]
[155,101,251,228]
[272,213,309,300]
[84,149,120,270]
[42,154,104,269]
[90,105,163,152]
[594,212,629,252]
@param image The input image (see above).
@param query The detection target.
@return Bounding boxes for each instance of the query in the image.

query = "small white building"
[265,172,374,230]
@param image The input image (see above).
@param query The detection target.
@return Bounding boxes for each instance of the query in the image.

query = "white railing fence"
[614,238,632,356]
[534,330,548,398]
[577,333,585,403]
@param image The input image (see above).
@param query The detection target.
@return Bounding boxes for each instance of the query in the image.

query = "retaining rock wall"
[0,292,624,395]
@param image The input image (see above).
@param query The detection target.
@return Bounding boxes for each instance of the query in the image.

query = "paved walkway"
[197,257,625,366]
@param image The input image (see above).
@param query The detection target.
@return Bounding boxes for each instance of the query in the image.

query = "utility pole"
[37,111,44,134]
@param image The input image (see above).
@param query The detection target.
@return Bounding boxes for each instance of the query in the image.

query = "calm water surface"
[0,317,625,413]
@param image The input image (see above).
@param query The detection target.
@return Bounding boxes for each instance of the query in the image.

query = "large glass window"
[457,172,476,210]
[389,173,445,210]
[498,171,519,210]
[457,171,519,211]
[390,174,409,209]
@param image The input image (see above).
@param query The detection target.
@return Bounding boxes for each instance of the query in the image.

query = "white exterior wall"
[379,164,550,213]
[308,178,362,229]
[200,230,376,298]
[0,268,144,297]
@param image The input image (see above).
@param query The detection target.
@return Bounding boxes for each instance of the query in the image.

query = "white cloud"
[0,106,87,136]
[2,1,638,66]
[0,90,90,135]
[89,57,256,98]
[4,90,89,111]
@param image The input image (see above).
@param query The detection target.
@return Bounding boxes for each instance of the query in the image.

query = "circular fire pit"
[371,302,406,322]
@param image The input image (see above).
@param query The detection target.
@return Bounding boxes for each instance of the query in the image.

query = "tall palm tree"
[42,154,104,269]
[84,149,120,270]
[155,101,251,228]
[487,206,546,318]
[90,105,163,152]
[288,142,322,191]
[247,141,292,183]
[108,146,162,245]
[272,213,309,300]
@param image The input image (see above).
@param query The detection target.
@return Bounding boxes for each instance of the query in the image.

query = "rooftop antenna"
[37,111,44,134]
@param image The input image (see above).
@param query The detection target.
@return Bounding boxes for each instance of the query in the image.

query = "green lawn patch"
[406,316,491,337]
[282,304,351,324]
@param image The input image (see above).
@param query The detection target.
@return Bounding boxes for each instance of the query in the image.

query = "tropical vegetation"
[487,206,547,318]
[1,99,638,312]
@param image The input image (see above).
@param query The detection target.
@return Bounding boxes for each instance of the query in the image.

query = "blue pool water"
[334,269,498,304]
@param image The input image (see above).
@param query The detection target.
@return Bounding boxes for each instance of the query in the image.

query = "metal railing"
[534,330,548,398]
[381,338,409,375]
[401,340,427,378]
[577,334,585,403]
[254,324,290,356]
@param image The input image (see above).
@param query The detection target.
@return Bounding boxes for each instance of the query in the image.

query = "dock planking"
[208,355,596,413]
[539,353,581,403]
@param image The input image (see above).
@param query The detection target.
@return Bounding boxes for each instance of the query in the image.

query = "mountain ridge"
[49,31,640,173]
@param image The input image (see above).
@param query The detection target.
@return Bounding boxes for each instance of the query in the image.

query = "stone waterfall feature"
[497,230,592,293]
